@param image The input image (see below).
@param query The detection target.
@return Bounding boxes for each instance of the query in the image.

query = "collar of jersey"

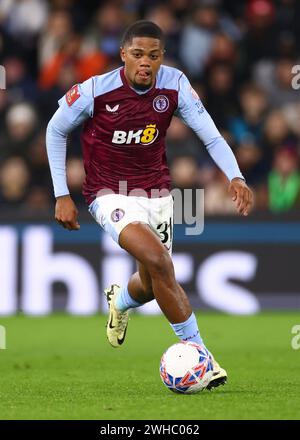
[120,67,157,97]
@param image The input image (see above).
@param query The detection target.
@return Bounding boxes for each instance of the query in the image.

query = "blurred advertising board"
[0,213,299,315]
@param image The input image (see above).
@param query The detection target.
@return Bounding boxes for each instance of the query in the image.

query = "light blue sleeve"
[46,77,94,198]
[176,74,244,181]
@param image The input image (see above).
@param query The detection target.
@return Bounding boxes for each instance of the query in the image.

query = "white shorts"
[88,194,174,254]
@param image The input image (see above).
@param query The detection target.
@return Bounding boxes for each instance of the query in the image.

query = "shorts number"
[157,217,172,246]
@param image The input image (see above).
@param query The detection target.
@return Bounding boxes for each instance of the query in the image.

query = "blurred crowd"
[0,0,300,214]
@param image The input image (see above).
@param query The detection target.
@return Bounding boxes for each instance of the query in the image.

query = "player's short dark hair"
[121,20,165,47]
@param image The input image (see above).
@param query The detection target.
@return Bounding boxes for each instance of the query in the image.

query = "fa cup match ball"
[159,342,213,394]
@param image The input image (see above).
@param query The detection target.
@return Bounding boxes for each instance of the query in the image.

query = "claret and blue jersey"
[46,64,243,205]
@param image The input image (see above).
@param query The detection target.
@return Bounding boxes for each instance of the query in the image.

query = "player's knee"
[146,252,173,278]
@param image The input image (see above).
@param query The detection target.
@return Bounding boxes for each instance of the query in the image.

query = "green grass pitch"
[0,312,299,420]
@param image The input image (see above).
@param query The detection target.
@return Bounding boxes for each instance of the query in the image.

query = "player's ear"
[120,47,126,63]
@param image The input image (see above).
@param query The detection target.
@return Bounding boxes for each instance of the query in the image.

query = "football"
[159,341,213,394]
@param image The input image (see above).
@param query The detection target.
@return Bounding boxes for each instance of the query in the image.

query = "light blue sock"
[170,312,204,345]
[114,285,142,312]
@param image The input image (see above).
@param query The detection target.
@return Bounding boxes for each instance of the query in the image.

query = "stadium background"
[0,0,300,315]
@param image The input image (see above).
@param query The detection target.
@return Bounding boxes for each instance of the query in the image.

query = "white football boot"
[104,284,129,348]
[206,356,227,390]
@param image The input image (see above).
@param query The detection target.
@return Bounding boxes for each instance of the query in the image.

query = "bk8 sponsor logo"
[112,124,159,145]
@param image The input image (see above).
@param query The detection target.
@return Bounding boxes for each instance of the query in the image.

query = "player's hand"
[228,178,254,216]
[55,195,80,231]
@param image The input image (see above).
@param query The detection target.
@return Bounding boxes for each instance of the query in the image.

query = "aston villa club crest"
[111,208,125,222]
[153,95,169,113]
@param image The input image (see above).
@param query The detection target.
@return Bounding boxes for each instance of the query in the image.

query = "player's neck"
[131,85,152,95]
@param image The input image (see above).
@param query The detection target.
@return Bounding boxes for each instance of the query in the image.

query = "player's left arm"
[227,177,253,216]
[176,73,254,216]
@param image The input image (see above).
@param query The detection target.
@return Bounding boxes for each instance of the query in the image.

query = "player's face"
[120,37,164,90]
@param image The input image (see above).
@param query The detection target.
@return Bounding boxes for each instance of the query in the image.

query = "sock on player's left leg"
[170,312,227,388]
[170,312,204,345]
[114,285,142,312]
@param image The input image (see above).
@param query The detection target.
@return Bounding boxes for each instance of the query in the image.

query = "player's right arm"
[46,78,94,230]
